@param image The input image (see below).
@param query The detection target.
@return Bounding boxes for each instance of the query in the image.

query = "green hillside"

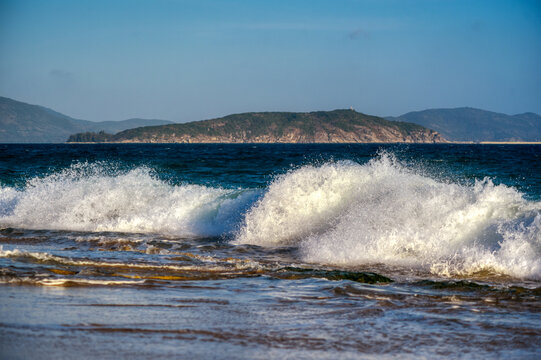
[0,96,173,143]
[68,109,446,143]
[387,107,541,141]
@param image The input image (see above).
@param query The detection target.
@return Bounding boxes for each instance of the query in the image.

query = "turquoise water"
[1,144,540,359]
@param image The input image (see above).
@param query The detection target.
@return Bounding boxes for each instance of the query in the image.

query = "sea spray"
[2,155,540,279]
[235,159,367,245]
[236,153,541,279]
[0,163,260,236]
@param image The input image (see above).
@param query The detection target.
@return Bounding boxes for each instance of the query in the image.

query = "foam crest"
[236,154,541,279]
[235,160,367,245]
[0,163,259,236]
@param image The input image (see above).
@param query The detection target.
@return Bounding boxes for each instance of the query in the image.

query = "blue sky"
[0,0,540,121]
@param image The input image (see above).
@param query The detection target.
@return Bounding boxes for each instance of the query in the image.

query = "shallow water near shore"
[1,144,540,359]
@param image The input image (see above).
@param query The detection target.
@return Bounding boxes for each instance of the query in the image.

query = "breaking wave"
[0,163,259,236]
[1,155,540,279]
[236,154,541,279]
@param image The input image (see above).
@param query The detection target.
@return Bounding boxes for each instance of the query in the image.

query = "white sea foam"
[236,154,541,279]
[0,247,258,272]
[0,163,259,236]
[2,157,540,280]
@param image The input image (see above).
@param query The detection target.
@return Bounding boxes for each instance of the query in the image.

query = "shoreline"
[61,141,541,144]
[3,141,540,145]
[477,141,541,144]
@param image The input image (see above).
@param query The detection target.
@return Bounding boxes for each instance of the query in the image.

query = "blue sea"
[1,144,540,359]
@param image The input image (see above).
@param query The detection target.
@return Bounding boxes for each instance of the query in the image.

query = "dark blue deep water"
[1,144,540,359]
[1,144,540,194]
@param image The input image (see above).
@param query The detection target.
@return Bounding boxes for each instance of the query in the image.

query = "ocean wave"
[0,247,257,272]
[1,156,540,280]
[236,153,541,279]
[0,163,260,236]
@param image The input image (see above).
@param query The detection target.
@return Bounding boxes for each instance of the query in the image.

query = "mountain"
[68,110,446,143]
[0,97,174,143]
[386,107,541,142]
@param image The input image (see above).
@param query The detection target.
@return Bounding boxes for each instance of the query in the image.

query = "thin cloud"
[348,28,370,40]
[221,22,335,31]
[471,21,483,32]
[216,17,403,35]
[50,69,73,80]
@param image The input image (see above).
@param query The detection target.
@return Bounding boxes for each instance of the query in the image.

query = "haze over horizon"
[1,0,540,122]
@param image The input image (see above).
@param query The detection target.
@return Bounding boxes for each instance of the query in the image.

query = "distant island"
[67,110,446,144]
[0,96,173,143]
[2,96,541,143]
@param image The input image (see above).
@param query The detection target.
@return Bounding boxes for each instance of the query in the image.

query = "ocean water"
[0,143,540,359]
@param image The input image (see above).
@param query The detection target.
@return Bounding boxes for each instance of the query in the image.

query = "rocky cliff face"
[70,110,447,143]
[116,126,443,143]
